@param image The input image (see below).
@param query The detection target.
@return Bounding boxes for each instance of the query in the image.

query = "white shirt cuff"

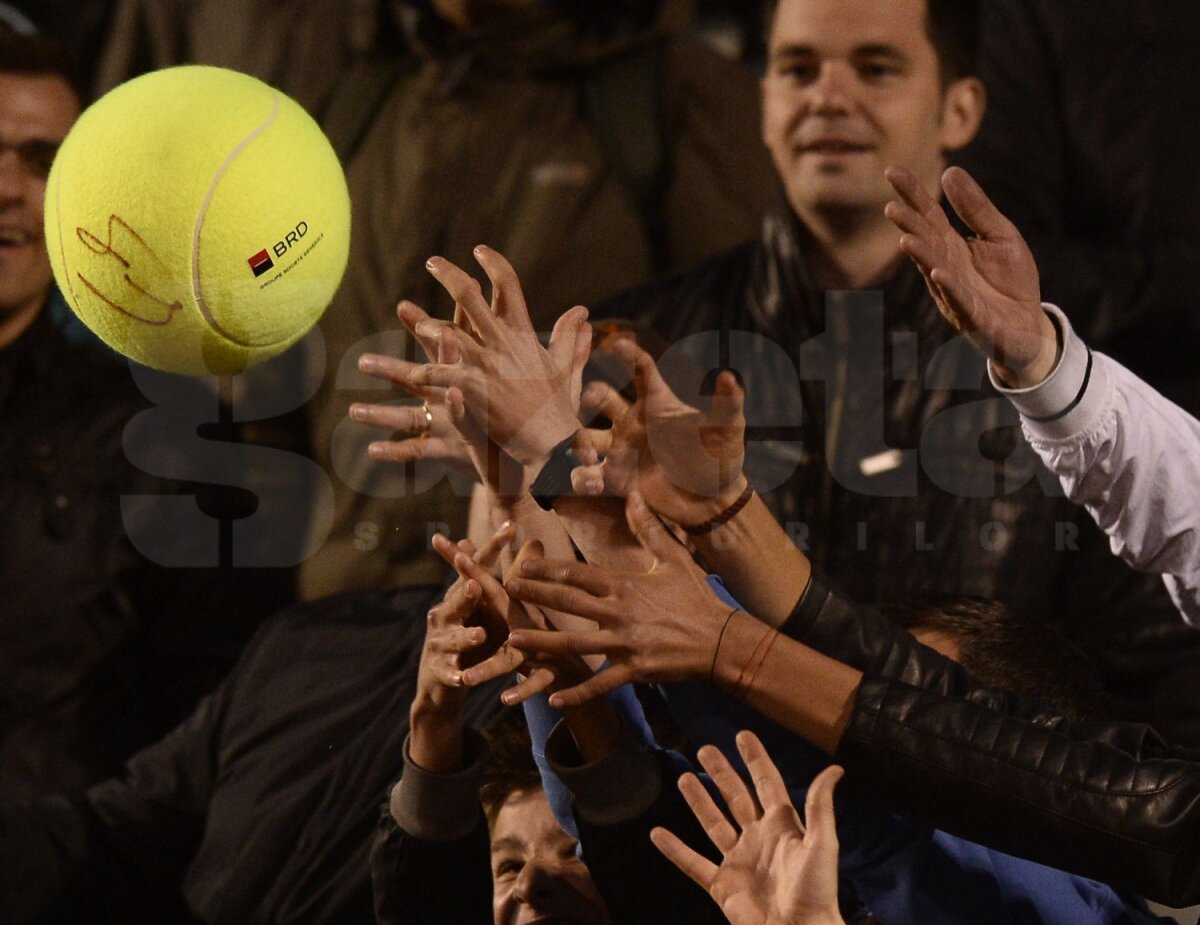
[988,304,1109,440]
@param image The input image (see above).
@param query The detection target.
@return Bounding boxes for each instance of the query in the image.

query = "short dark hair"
[763,0,981,85]
[479,711,544,827]
[880,593,1108,719]
[0,25,87,106]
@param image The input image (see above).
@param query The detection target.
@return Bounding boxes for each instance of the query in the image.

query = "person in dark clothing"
[0,583,510,925]
[592,0,1196,741]
[371,524,718,925]
[0,28,295,801]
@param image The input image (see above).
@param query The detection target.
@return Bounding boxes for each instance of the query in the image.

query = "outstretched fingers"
[357,353,441,400]
[460,643,525,688]
[650,825,718,891]
[608,335,671,407]
[697,743,760,832]
[512,556,614,597]
[942,166,1017,241]
[676,769,739,855]
[425,255,500,343]
[472,245,532,328]
[498,666,557,706]
[736,730,792,812]
[548,304,591,375]
[884,164,954,235]
[350,400,437,434]
[803,765,845,847]
[706,370,745,430]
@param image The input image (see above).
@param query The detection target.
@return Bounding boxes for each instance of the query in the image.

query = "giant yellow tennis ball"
[45,65,350,375]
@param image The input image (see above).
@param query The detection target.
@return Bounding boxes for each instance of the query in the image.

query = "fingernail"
[425,256,442,270]
[450,671,462,686]
[473,244,485,256]
[349,404,365,420]
[358,355,378,372]
[461,669,475,685]
[501,691,517,705]
[368,443,384,458]
[506,578,522,594]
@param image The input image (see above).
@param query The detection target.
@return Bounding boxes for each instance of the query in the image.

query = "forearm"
[692,488,812,628]
[999,306,1200,620]
[408,699,467,776]
[711,611,858,755]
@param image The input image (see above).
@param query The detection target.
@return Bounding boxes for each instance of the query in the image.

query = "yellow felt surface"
[45,65,350,375]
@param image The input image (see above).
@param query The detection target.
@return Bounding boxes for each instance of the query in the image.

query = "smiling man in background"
[598,0,1188,738]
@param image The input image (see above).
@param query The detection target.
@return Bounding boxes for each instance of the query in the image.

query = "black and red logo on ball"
[247,249,274,277]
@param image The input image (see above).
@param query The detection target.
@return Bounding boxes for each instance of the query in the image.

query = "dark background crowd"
[3,0,1200,923]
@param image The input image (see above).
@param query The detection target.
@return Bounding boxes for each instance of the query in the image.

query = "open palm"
[885,166,1056,386]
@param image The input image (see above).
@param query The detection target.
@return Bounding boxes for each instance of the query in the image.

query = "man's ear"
[939,76,987,151]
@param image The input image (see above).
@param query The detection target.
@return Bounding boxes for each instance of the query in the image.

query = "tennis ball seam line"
[191,90,288,350]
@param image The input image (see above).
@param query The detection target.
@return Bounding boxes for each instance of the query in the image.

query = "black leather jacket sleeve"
[781,573,1200,907]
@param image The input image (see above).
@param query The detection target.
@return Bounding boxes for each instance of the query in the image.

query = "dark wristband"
[530,431,580,511]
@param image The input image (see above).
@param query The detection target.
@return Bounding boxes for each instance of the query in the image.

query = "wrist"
[518,408,580,471]
[711,610,773,694]
[681,475,752,535]
[528,429,582,510]
[993,308,1060,389]
[411,691,466,729]
[408,712,466,775]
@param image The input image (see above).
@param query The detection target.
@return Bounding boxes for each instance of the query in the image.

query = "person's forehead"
[770,0,932,57]
[0,73,79,142]
[491,789,571,851]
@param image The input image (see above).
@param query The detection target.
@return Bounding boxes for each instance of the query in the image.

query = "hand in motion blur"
[651,731,846,925]
[884,165,1057,388]
[571,334,747,529]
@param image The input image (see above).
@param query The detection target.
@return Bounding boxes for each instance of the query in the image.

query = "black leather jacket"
[599,197,1198,740]
[783,570,1200,907]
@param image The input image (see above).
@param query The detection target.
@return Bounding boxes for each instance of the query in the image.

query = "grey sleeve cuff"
[389,729,486,841]
[988,304,1110,440]
[545,719,662,827]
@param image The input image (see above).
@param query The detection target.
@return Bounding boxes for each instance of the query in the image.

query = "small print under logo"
[248,249,274,277]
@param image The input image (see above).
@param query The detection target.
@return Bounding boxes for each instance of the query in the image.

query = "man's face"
[490,787,610,925]
[761,0,966,224]
[0,73,78,329]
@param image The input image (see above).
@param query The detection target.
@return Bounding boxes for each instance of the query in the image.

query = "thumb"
[707,370,745,430]
[625,490,681,563]
[610,337,671,408]
[803,765,844,847]
[549,305,589,371]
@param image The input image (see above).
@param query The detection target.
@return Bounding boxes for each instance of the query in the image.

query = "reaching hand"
[450,540,596,707]
[414,522,516,715]
[504,490,734,708]
[571,337,748,528]
[404,247,591,470]
[884,165,1057,388]
[651,731,846,925]
[353,297,530,493]
[352,307,476,479]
